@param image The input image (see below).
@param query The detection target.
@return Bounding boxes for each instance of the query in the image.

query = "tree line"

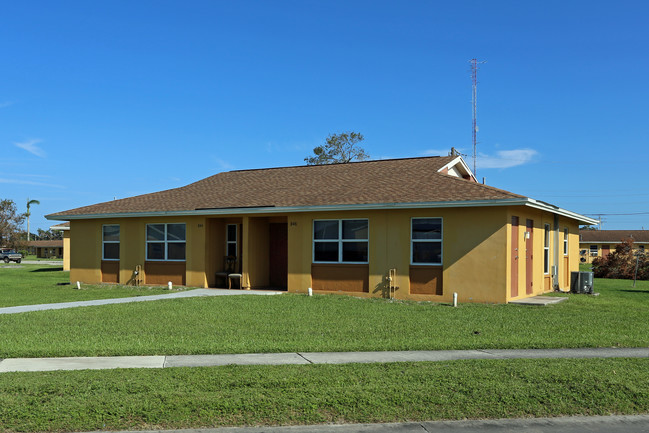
[0,199,62,250]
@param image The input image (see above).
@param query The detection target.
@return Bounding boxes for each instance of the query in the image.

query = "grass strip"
[1,278,649,357]
[1,358,648,432]
[0,264,184,308]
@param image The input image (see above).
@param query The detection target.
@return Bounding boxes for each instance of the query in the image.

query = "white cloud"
[213,158,234,170]
[0,178,65,188]
[478,149,538,169]
[14,139,46,157]
[0,101,13,109]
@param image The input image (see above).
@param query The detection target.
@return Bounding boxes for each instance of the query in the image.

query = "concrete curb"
[2,347,649,373]
[84,415,649,433]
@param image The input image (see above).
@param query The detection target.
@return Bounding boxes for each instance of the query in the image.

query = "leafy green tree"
[304,132,369,165]
[0,199,26,249]
[36,228,63,241]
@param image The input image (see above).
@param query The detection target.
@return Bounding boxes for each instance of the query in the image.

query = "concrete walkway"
[102,415,649,433]
[0,288,284,315]
[2,347,649,373]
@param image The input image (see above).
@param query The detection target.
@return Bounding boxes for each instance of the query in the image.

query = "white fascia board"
[49,225,70,231]
[437,156,477,181]
[45,197,596,225]
[523,198,599,225]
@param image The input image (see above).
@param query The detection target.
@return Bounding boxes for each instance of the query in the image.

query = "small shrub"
[592,238,648,280]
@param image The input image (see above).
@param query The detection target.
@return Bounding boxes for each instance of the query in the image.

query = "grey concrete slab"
[299,350,493,364]
[419,415,649,433]
[483,347,649,359]
[0,356,165,372]
[509,296,568,305]
[3,347,649,373]
[0,288,283,315]
[165,353,311,368]
[20,260,64,266]
[96,415,649,433]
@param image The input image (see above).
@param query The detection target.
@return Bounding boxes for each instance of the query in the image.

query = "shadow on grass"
[30,267,64,272]
[620,289,649,294]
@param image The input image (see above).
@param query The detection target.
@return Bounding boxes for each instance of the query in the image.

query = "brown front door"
[269,223,288,289]
[511,216,519,298]
[526,219,534,295]
[602,244,610,258]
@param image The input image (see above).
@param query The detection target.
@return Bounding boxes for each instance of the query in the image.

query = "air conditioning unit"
[570,271,594,294]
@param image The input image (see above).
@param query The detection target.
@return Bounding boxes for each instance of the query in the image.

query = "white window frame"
[226,224,237,258]
[145,223,186,262]
[543,223,550,274]
[102,224,120,261]
[563,228,569,256]
[590,245,598,257]
[312,219,369,264]
[410,217,443,266]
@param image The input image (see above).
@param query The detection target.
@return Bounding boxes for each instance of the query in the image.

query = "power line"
[584,212,649,216]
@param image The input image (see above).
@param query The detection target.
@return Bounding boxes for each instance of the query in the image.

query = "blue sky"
[1,0,647,231]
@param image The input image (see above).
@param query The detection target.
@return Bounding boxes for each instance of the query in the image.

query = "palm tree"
[26,198,40,241]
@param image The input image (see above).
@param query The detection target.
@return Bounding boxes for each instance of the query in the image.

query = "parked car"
[0,248,22,263]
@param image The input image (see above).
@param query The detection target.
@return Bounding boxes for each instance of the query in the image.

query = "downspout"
[553,214,560,290]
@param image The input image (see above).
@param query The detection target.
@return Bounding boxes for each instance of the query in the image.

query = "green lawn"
[0,265,648,358]
[1,265,649,431]
[1,358,648,432]
[0,264,186,308]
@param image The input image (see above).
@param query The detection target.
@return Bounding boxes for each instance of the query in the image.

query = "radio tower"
[470,59,486,177]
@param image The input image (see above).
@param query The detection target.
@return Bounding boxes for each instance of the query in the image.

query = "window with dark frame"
[590,245,598,256]
[563,228,568,255]
[146,223,186,261]
[226,224,237,257]
[102,225,120,261]
[411,218,442,265]
[313,219,368,263]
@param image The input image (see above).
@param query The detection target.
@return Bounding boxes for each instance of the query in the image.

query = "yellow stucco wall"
[70,216,208,287]
[66,206,584,303]
[62,231,70,271]
[285,207,509,303]
[504,208,580,301]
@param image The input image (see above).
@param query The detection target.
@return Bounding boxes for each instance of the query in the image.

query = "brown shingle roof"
[28,240,63,248]
[580,230,649,243]
[47,156,525,218]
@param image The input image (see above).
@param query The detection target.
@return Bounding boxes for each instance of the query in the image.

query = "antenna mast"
[470,59,485,177]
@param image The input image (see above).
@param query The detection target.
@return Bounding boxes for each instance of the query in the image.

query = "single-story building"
[46,155,597,303]
[579,230,649,263]
[50,222,70,270]
[26,240,64,259]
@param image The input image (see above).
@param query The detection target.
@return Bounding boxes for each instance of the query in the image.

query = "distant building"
[50,222,70,270]
[579,230,649,263]
[27,240,64,260]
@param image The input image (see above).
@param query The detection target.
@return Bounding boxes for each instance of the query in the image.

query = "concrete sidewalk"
[0,288,284,315]
[2,347,649,373]
[101,415,649,433]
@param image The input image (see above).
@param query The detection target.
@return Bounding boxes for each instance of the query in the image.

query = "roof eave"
[45,197,596,223]
[523,198,599,224]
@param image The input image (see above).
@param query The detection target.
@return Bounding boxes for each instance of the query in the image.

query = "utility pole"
[470,59,486,177]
